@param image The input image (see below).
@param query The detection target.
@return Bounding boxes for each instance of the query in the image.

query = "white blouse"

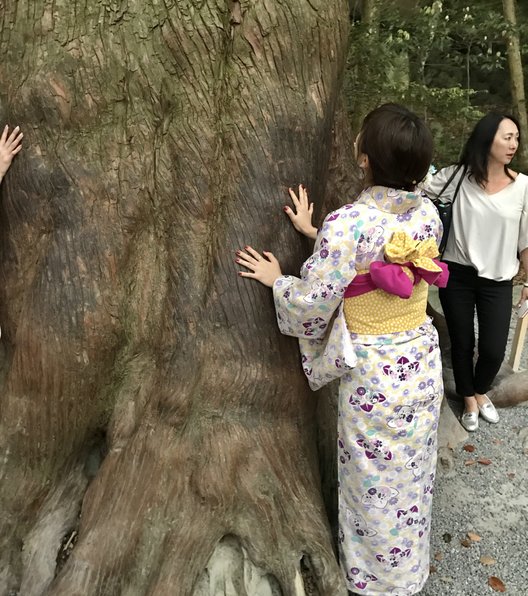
[426,166,528,281]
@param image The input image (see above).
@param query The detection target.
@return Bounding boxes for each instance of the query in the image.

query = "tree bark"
[502,0,528,170]
[0,1,350,594]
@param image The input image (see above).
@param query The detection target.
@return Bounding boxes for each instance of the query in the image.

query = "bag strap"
[437,164,467,254]
[452,165,467,204]
[436,164,467,205]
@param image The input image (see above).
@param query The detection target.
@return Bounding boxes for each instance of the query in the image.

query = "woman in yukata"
[236,103,448,595]
[425,112,528,432]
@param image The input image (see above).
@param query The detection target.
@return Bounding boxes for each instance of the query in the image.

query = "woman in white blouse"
[426,112,528,431]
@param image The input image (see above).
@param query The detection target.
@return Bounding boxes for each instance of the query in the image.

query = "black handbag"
[430,165,466,255]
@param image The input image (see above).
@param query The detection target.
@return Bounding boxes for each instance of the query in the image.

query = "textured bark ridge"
[0,1,350,594]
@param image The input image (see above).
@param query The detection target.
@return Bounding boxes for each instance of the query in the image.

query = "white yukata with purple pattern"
[272,186,444,595]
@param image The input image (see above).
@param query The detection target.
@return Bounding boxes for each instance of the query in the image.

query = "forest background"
[346,0,528,170]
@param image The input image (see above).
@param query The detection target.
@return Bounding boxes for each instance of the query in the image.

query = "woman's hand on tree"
[283,184,317,240]
[236,246,282,287]
[0,125,23,181]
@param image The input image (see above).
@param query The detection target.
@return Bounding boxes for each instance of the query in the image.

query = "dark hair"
[357,103,433,192]
[459,112,520,186]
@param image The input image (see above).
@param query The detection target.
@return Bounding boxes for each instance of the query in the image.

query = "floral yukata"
[273,186,448,595]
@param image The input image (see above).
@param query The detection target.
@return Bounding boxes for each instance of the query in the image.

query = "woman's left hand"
[518,285,528,307]
[236,246,282,288]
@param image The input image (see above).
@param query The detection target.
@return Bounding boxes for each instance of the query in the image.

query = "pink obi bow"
[344,232,450,300]
[345,260,449,299]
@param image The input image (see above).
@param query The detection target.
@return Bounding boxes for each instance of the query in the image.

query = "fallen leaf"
[460,538,472,548]
[464,459,477,466]
[442,533,452,543]
[434,552,444,561]
[492,439,503,445]
[467,531,482,542]
[488,576,506,592]
[480,555,497,566]
[507,473,516,480]
[463,444,476,452]
[429,564,438,573]
[477,458,492,465]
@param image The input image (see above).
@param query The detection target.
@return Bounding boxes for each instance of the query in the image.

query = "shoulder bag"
[430,165,467,255]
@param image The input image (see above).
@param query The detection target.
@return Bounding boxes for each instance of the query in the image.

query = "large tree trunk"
[0,1,351,594]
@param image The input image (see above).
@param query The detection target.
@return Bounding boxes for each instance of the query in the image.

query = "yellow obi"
[344,232,443,334]
[344,279,428,334]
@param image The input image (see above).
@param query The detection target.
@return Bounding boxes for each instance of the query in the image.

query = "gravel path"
[422,404,528,595]
[422,285,528,595]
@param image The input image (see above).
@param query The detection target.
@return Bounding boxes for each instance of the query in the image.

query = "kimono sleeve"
[272,208,357,339]
[423,196,445,248]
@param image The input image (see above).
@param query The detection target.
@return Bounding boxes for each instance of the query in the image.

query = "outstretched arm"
[236,207,358,339]
[283,185,317,240]
[0,125,23,184]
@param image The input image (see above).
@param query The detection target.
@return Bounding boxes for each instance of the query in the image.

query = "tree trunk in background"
[0,1,350,595]
[347,0,381,132]
[503,0,528,171]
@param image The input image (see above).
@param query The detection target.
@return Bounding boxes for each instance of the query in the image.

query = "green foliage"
[344,0,526,167]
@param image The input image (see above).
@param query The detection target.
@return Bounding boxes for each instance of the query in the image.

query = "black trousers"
[439,261,512,398]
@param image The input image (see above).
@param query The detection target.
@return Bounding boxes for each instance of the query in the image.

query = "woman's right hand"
[0,125,23,182]
[283,184,317,240]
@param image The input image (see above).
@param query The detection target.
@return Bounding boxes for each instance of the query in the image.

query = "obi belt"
[344,232,449,334]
